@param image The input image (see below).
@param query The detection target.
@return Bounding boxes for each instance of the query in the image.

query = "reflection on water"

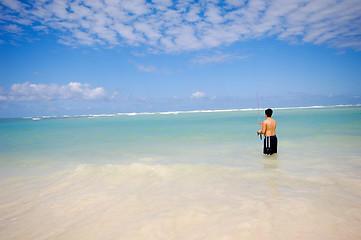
[262,154,279,170]
[262,154,280,199]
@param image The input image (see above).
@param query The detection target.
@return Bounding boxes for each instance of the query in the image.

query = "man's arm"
[262,120,267,134]
[258,121,267,135]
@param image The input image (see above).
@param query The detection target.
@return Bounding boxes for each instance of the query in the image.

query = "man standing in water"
[257,108,277,155]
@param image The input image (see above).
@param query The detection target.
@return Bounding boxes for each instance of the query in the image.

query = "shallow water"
[1,106,361,239]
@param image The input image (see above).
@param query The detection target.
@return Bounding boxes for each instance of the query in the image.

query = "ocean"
[1,106,361,239]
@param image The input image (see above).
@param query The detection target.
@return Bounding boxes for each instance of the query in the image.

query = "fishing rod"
[256,93,262,140]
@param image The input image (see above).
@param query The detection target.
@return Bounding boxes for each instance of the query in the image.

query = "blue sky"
[0,0,361,117]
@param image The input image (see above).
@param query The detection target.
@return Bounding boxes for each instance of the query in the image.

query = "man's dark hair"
[265,108,273,117]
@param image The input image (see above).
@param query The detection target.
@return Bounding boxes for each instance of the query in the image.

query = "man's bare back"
[261,117,276,137]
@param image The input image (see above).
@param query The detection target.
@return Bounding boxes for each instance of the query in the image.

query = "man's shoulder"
[264,118,276,125]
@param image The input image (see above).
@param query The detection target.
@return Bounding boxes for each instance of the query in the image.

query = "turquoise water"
[0,109,260,167]
[1,106,360,166]
[1,106,361,239]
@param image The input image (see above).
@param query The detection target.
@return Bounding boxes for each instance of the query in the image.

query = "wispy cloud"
[1,0,361,51]
[134,63,158,73]
[191,91,207,99]
[0,82,107,101]
[191,52,253,65]
[130,60,171,74]
[32,72,44,76]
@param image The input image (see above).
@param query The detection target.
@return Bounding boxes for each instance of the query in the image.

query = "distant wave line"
[21,104,361,120]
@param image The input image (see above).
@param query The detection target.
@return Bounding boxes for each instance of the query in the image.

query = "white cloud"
[134,21,161,45]
[134,63,157,73]
[224,0,247,9]
[205,4,224,24]
[0,0,26,12]
[0,82,107,101]
[191,91,207,99]
[131,61,171,74]
[1,0,361,51]
[0,86,7,101]
[184,4,201,22]
[191,52,253,65]
[2,24,23,34]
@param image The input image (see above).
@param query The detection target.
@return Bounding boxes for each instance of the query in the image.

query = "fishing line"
[256,92,262,140]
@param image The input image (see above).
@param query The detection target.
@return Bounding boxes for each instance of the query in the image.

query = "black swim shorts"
[264,135,277,155]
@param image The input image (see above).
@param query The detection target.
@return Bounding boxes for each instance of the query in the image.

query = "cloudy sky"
[1,0,360,117]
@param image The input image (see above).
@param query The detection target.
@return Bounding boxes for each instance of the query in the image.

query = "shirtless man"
[257,108,277,155]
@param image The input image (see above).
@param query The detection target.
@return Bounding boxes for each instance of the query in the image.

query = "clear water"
[1,106,361,239]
